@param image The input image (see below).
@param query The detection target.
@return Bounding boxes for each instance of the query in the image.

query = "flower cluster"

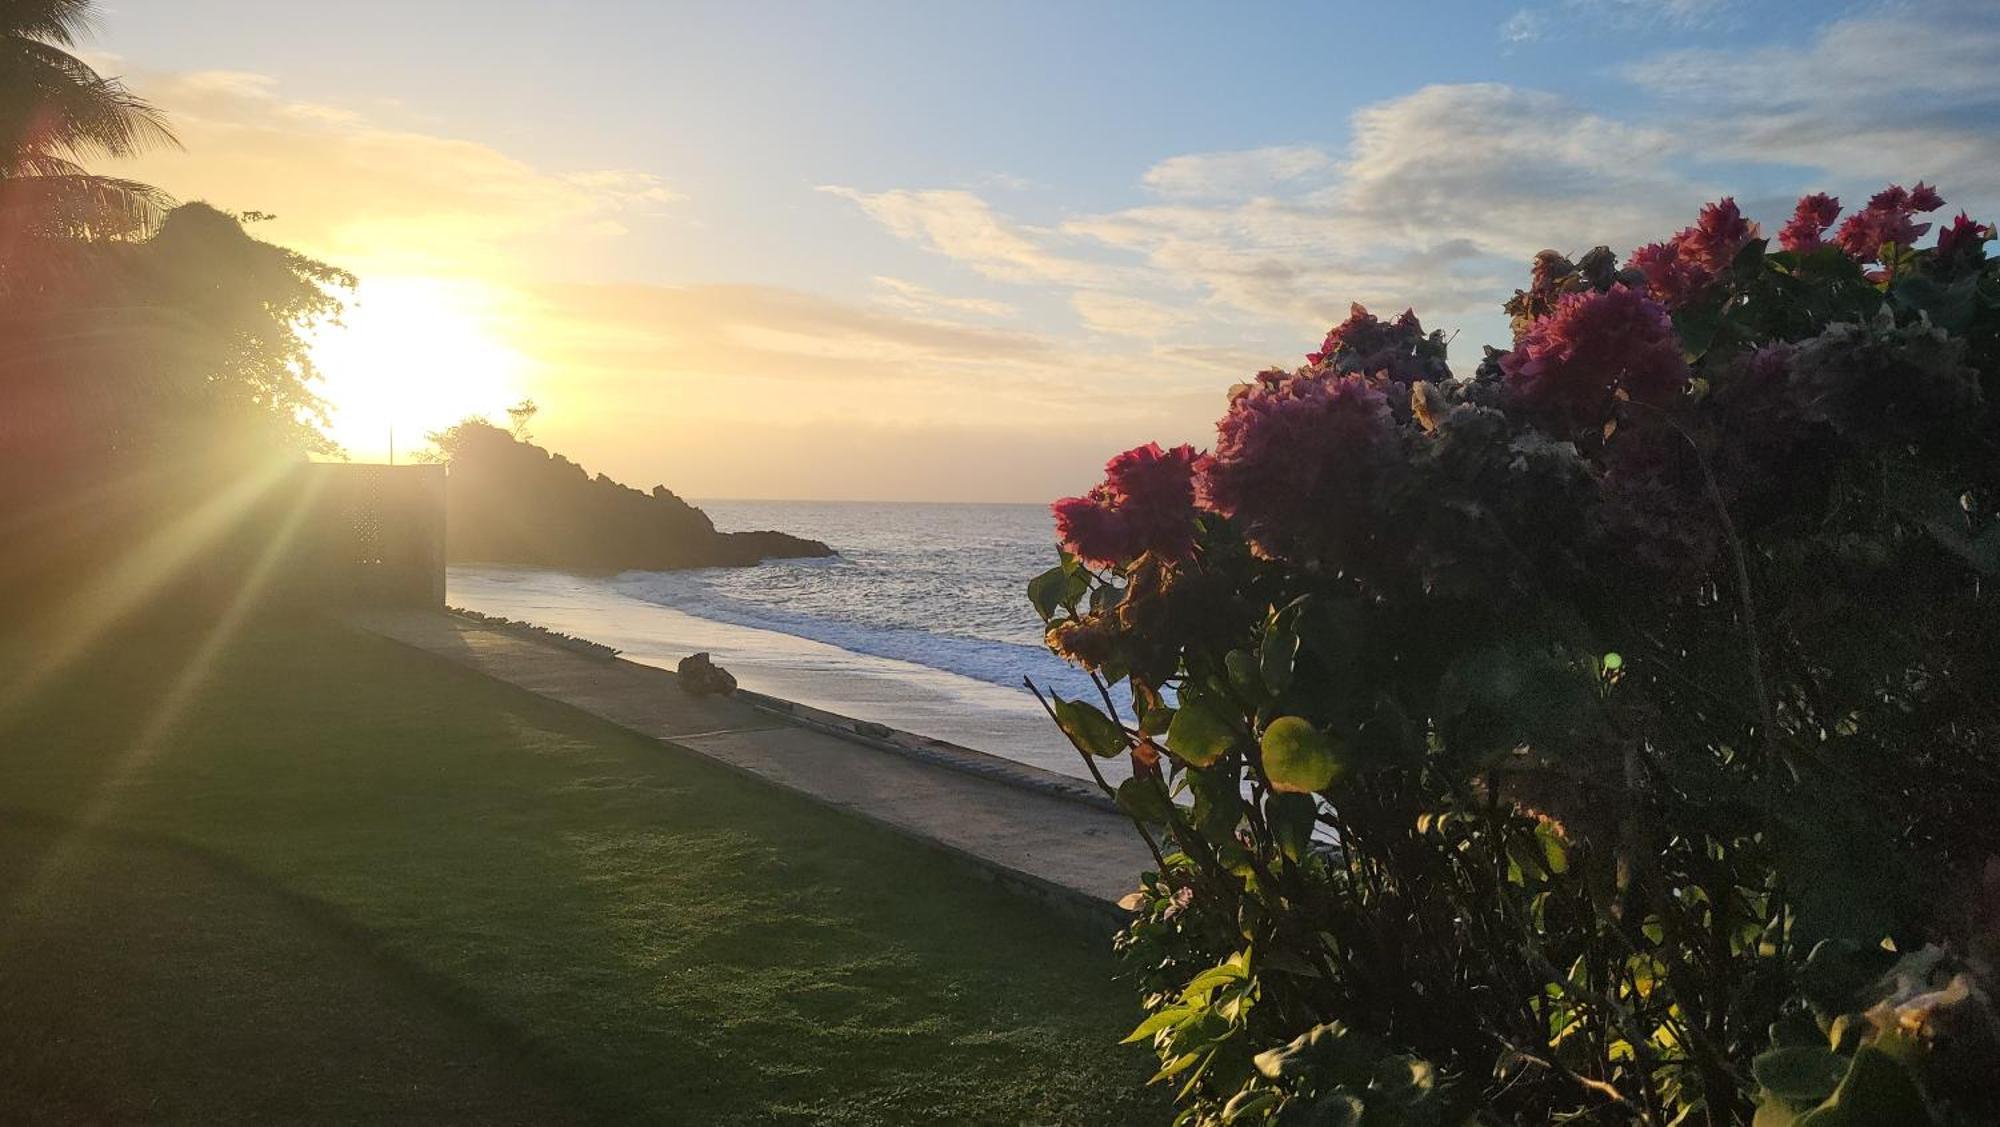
[1052,441,1201,568]
[1499,284,1689,419]
[1778,192,1843,253]
[1934,212,1995,275]
[1627,197,1760,308]
[1196,370,1397,564]
[1835,182,1946,261]
[1038,176,2000,1127]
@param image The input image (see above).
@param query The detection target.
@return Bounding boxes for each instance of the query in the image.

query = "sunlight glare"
[309,277,529,461]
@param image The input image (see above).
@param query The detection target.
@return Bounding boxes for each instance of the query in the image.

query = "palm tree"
[0,0,177,247]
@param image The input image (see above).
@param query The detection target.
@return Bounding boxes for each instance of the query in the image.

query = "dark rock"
[676,652,737,696]
[434,421,834,572]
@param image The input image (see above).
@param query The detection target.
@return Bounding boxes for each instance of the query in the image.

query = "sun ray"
[0,471,328,941]
[0,457,297,721]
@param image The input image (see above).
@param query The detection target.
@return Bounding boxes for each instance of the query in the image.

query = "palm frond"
[0,0,99,45]
[0,171,173,242]
[0,37,178,162]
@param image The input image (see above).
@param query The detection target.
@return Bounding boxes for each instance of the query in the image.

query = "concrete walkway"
[344,610,1154,926]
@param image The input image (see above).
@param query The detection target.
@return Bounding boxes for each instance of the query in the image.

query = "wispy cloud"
[816,186,1113,287]
[1141,146,1335,200]
[870,276,1019,320]
[1500,0,1733,44]
[1622,1,2000,210]
[109,69,678,276]
[1501,9,1547,43]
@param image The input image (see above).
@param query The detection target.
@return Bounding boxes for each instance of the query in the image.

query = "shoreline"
[446,564,1128,785]
[442,604,1115,813]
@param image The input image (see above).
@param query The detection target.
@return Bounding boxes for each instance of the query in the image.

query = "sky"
[89,0,2000,501]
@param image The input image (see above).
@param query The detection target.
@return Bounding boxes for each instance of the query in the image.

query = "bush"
[1032,188,2000,1124]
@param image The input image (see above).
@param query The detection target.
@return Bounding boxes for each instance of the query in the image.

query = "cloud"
[1502,0,1731,42]
[817,185,1113,286]
[107,69,678,276]
[1622,2,2000,211]
[1071,292,1193,339]
[1059,83,1701,335]
[1501,9,1546,43]
[870,276,1019,320]
[512,281,1253,499]
[1141,146,1334,200]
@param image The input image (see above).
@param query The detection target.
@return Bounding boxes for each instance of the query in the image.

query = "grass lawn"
[0,611,1161,1124]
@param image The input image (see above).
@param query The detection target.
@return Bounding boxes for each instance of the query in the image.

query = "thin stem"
[1024,676,1168,872]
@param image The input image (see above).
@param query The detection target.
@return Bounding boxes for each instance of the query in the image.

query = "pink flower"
[1836,182,1945,261]
[1626,198,1761,308]
[1052,442,1201,567]
[1195,370,1396,563]
[1500,285,1690,420]
[1683,198,1759,272]
[1934,212,1993,268]
[1052,488,1132,568]
[1627,239,1710,308]
[1779,193,1842,253]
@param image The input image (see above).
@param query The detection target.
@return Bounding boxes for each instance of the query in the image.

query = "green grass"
[0,612,1161,1124]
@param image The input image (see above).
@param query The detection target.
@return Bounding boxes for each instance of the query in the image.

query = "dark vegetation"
[0,611,1160,1124]
[1,1,349,614]
[427,419,833,572]
[1037,193,2000,1123]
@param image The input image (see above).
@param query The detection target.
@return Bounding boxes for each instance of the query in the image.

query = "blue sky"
[95,1,2000,500]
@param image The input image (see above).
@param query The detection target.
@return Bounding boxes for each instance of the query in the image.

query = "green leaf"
[1052,696,1128,758]
[1753,1046,1848,1103]
[1753,1096,1803,1127]
[1123,1005,1195,1044]
[1117,774,1174,826]
[1795,1044,1928,1125]
[1027,564,1070,620]
[1220,1089,1281,1122]
[1259,626,1299,695]
[1188,761,1244,841]
[1225,649,1264,701]
[1168,693,1243,768]
[1265,792,1315,862]
[1260,716,1345,794]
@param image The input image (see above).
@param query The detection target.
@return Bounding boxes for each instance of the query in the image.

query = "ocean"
[446,500,1125,783]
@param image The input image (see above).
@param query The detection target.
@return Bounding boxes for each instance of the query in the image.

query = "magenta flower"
[1627,197,1761,308]
[1196,370,1395,563]
[1052,442,1201,568]
[1934,212,1994,269]
[1683,198,1759,272]
[1835,182,1945,261]
[1052,488,1132,568]
[1778,193,1842,254]
[1500,285,1689,420]
[1627,239,1710,309]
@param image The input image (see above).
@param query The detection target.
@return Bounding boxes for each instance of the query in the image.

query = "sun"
[309,277,530,462]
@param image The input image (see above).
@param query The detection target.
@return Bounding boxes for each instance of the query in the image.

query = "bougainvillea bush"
[1031,186,2000,1125]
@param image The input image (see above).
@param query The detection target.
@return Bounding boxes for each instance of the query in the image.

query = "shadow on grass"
[0,612,1164,1125]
